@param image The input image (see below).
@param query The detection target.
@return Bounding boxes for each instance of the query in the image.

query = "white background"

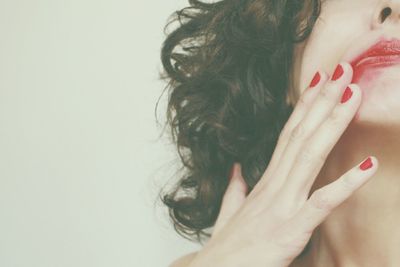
[0,0,201,266]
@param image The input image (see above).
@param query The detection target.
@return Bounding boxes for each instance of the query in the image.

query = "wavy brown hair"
[158,0,322,251]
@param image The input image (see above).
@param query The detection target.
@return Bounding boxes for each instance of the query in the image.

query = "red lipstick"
[350,38,400,83]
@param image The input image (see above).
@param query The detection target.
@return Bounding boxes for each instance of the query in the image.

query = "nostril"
[380,7,392,23]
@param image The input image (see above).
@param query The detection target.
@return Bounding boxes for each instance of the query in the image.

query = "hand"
[188,62,378,267]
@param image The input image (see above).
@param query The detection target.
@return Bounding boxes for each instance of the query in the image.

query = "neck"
[304,120,400,267]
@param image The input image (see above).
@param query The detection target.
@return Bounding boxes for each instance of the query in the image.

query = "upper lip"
[349,37,400,68]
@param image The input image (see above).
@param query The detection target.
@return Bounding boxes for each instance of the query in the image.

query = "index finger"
[250,70,328,196]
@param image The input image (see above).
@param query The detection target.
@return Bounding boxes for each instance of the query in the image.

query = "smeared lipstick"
[350,38,400,83]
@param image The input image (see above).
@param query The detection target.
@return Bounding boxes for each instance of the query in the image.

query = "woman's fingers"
[280,84,362,202]
[213,163,248,234]
[251,71,328,195]
[255,62,353,198]
[286,156,378,237]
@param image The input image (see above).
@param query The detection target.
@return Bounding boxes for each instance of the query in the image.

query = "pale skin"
[170,0,400,266]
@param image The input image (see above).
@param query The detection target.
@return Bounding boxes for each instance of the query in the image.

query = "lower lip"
[352,55,400,83]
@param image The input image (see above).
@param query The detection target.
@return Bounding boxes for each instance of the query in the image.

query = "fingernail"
[331,64,344,81]
[340,86,353,103]
[359,157,373,171]
[309,71,321,88]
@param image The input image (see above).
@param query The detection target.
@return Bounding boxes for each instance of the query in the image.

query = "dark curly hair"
[158,0,322,251]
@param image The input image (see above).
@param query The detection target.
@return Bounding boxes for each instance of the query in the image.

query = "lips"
[350,38,400,82]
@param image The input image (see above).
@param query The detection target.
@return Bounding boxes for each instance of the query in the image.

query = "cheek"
[295,2,373,96]
[295,38,344,96]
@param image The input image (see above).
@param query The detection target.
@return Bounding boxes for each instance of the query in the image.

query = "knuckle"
[327,109,342,128]
[298,147,324,166]
[296,94,308,107]
[289,123,307,142]
[318,87,332,102]
[264,195,297,219]
[270,206,293,222]
[278,124,292,141]
[309,189,334,211]
[341,173,357,191]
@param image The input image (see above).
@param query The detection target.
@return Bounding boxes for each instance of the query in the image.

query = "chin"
[354,67,400,127]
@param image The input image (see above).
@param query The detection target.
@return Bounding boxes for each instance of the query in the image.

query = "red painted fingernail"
[340,86,353,103]
[309,71,321,88]
[359,157,373,171]
[331,64,344,81]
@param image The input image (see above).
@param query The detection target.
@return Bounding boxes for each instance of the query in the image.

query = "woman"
[159,0,400,266]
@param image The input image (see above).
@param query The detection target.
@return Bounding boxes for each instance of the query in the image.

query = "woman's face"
[292,0,400,126]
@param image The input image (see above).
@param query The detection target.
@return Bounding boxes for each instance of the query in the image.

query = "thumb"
[213,163,248,235]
